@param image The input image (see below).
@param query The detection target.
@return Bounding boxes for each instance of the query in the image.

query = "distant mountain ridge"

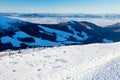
[1,13,120,26]
[0,16,119,51]
[1,13,120,19]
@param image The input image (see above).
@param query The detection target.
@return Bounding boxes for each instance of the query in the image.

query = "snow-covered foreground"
[0,42,120,80]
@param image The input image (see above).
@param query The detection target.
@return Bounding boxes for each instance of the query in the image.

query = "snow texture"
[0,42,120,80]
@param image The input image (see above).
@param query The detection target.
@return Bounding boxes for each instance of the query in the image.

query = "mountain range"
[0,16,120,51]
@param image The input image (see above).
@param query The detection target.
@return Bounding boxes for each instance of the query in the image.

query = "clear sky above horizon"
[0,0,120,13]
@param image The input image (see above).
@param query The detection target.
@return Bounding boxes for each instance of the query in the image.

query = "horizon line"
[1,12,120,15]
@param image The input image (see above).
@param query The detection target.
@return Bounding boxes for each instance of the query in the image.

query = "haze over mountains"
[1,13,120,19]
[1,13,120,26]
[0,14,120,51]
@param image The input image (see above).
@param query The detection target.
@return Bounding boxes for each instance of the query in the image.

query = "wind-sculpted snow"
[0,42,120,80]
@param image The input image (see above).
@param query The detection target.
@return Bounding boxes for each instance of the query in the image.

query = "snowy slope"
[1,16,114,51]
[1,16,120,51]
[0,16,22,30]
[0,42,120,80]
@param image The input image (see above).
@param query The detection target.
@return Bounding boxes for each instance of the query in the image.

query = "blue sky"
[0,0,120,13]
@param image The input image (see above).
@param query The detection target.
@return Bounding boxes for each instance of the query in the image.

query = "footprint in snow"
[52,65,61,68]
[55,59,68,63]
[44,55,51,58]
[26,62,34,67]
[63,51,67,53]
[31,54,35,56]
[36,74,41,78]
[37,69,41,71]
[12,70,17,72]
[9,61,18,65]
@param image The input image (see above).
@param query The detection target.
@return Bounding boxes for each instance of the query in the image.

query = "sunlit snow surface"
[0,42,120,80]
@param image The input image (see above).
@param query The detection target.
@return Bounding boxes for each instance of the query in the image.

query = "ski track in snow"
[0,42,120,80]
